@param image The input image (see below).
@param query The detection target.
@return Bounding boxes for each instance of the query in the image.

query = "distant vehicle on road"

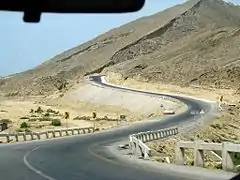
[163,109,175,115]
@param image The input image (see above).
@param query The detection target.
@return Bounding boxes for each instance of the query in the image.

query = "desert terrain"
[0,0,239,171]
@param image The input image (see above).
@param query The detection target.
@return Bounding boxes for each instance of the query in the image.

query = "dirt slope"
[0,0,240,96]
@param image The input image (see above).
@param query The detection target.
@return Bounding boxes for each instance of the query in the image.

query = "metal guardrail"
[0,127,95,143]
[129,127,178,159]
[176,140,240,171]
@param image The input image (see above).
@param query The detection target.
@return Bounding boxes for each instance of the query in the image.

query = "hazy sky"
[0,0,239,76]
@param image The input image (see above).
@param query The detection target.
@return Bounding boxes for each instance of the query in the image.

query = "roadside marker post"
[64,112,70,129]
[92,111,97,130]
[118,115,126,125]
[219,95,223,111]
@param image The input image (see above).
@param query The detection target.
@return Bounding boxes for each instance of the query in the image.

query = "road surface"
[0,76,221,180]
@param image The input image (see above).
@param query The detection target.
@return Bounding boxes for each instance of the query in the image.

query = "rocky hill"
[1,0,240,96]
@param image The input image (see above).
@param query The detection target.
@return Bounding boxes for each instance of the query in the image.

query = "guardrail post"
[222,142,234,171]
[166,130,170,136]
[129,136,134,155]
[153,132,157,140]
[160,131,163,138]
[163,130,166,137]
[194,140,204,167]
[176,142,185,165]
[23,133,27,141]
[15,134,19,142]
[142,134,146,142]
[135,140,140,157]
[52,131,56,138]
[150,133,154,141]
[77,128,80,134]
[36,133,40,140]
[82,129,86,134]
[143,149,148,159]
[130,141,135,155]
[156,132,161,139]
[88,128,91,133]
[65,130,69,136]
[30,133,34,140]
[6,134,10,143]
[45,132,49,139]
[146,133,150,142]
[59,130,62,136]
[71,129,74,135]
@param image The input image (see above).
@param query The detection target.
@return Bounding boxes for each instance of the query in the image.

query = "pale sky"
[0,0,239,76]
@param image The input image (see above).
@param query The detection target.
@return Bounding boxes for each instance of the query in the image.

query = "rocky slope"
[0,0,240,96]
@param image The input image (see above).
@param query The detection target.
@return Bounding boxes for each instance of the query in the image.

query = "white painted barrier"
[129,127,178,159]
[0,127,95,143]
[176,140,240,171]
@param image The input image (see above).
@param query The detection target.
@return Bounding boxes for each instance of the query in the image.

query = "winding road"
[0,75,225,180]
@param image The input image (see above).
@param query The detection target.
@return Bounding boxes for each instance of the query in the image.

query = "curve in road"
[0,76,218,180]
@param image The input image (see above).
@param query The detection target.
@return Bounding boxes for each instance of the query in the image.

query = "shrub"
[35,107,44,113]
[44,113,50,117]
[30,109,34,113]
[20,116,29,120]
[51,119,61,126]
[20,122,29,128]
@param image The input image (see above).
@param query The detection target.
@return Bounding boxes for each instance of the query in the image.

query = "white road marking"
[23,146,56,180]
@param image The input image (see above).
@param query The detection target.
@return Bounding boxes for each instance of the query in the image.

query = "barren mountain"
[1,0,240,96]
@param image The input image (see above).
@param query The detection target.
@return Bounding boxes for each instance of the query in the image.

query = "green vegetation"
[20,122,29,128]
[51,119,61,126]
[20,116,29,120]
[44,113,50,117]
[35,107,44,113]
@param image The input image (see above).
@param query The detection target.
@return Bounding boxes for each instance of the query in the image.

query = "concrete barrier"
[0,127,95,143]
[129,127,178,159]
[176,140,240,171]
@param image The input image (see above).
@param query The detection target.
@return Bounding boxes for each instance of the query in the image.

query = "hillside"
[0,0,240,96]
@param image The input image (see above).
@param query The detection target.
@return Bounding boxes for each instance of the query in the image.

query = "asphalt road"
[0,76,215,180]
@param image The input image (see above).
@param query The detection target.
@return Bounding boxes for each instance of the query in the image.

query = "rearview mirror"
[0,0,145,23]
